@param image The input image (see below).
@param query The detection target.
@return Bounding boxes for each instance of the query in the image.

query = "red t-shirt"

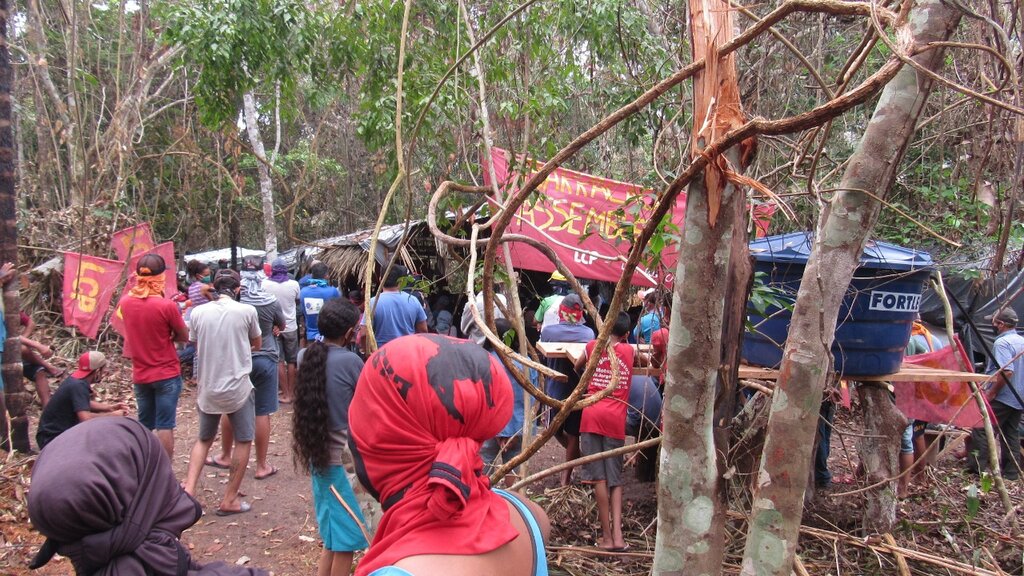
[579,340,634,439]
[118,295,187,384]
[650,327,669,378]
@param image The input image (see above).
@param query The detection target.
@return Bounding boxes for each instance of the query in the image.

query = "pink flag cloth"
[111,223,155,261]
[62,253,123,339]
[893,338,988,428]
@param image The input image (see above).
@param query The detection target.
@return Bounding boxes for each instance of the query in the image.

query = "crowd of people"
[17,253,1024,575]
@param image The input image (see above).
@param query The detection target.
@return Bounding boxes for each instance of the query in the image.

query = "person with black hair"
[118,253,190,459]
[572,311,635,552]
[300,262,341,344]
[293,298,370,576]
[360,265,427,349]
[182,269,262,516]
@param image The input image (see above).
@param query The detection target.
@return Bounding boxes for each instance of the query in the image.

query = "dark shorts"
[251,355,279,416]
[580,433,625,487]
[198,392,256,442]
[135,376,183,430]
[276,330,299,364]
[23,362,46,380]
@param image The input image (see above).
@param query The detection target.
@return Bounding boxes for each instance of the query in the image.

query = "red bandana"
[349,334,516,575]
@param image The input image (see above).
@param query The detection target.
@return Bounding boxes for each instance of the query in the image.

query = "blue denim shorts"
[251,355,280,416]
[135,376,183,430]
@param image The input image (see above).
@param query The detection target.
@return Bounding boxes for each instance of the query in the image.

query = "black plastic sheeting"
[919,268,1024,368]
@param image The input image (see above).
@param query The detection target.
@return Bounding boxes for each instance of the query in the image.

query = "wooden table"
[536,341,660,377]
[537,342,989,384]
[737,363,991,383]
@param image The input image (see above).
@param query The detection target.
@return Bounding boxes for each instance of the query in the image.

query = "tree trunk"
[857,383,907,533]
[652,0,748,570]
[243,91,278,258]
[740,2,961,574]
[0,0,26,452]
[654,151,747,575]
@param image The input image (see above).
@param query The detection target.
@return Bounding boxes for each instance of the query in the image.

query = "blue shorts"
[135,376,183,430]
[901,423,914,454]
[312,465,369,552]
[251,355,279,416]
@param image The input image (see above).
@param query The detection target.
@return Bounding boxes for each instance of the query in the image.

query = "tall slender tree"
[0,0,26,452]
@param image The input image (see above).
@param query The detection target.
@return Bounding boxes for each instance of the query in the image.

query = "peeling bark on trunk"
[654,154,747,575]
[857,383,907,533]
[740,2,961,574]
[652,0,748,570]
[0,0,26,452]
[243,91,278,258]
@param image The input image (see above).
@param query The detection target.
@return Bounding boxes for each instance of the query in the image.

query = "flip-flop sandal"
[599,544,631,553]
[255,466,279,480]
[204,457,230,470]
[215,501,252,516]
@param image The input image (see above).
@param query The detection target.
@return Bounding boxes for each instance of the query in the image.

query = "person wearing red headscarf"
[348,334,550,576]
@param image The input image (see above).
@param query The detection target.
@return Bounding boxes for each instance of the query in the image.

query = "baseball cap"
[72,351,107,379]
[271,257,288,273]
[988,307,1019,326]
[550,270,567,282]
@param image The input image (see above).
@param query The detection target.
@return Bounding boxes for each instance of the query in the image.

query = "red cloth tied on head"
[349,334,515,575]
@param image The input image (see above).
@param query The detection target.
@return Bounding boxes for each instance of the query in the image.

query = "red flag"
[111,223,155,261]
[62,253,123,339]
[893,337,986,428]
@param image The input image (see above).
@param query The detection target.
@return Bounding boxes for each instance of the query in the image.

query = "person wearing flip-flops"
[182,269,262,516]
[572,312,635,553]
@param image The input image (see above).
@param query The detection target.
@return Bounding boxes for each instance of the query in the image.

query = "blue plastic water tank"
[741,232,933,376]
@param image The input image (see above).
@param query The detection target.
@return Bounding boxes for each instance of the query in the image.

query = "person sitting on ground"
[349,333,550,576]
[572,312,635,553]
[20,311,63,406]
[539,293,595,486]
[480,318,539,487]
[293,297,370,576]
[35,352,128,450]
[29,417,269,575]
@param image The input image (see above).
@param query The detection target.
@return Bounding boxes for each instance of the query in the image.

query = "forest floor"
[2,355,1024,575]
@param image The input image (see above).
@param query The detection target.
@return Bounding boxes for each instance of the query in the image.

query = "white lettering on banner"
[868,291,921,312]
[574,252,597,265]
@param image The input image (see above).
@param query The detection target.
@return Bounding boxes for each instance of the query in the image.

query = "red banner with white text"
[111,222,156,261]
[62,253,124,339]
[484,148,774,287]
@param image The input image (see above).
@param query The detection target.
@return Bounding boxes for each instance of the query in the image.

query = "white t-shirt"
[190,296,261,414]
[262,278,301,332]
[460,292,507,345]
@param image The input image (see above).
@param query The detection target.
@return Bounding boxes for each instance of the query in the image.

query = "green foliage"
[162,0,326,127]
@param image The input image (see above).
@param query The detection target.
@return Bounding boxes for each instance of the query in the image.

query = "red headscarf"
[349,334,515,575]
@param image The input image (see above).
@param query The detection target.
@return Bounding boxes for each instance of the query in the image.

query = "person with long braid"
[293,298,370,576]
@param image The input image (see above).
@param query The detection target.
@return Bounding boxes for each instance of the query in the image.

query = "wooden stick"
[547,545,652,558]
[883,533,911,576]
[330,484,372,544]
